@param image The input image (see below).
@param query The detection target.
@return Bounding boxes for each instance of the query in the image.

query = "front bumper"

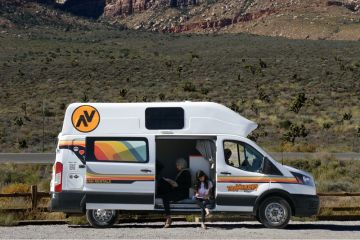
[292,194,320,217]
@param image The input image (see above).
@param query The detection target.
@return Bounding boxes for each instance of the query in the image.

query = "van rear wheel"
[86,209,118,228]
[259,197,291,229]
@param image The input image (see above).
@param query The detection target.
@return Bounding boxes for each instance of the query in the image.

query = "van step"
[155,204,200,209]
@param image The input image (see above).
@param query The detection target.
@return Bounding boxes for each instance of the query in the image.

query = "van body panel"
[61,102,258,137]
[84,135,155,209]
[51,102,319,222]
[215,135,270,210]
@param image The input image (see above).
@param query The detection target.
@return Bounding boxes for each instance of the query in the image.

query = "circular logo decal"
[71,105,100,133]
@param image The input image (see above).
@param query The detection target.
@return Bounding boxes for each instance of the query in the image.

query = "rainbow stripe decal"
[86,168,154,184]
[94,140,146,162]
[218,176,299,184]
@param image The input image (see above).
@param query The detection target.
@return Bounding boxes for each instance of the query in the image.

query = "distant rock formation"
[103,0,198,17]
[104,0,154,16]
[327,0,360,11]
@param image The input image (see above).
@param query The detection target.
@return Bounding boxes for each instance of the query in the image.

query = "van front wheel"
[259,197,291,229]
[86,209,118,228]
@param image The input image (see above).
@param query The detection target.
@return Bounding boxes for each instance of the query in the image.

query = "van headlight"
[291,172,314,186]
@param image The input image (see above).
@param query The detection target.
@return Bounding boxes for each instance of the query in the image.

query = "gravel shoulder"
[1,221,360,239]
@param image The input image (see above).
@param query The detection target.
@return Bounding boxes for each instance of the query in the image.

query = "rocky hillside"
[102,0,360,40]
[2,0,360,40]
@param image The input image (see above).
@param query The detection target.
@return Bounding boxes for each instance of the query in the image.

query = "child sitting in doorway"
[194,170,213,229]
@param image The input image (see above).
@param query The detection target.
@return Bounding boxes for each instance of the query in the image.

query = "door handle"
[141,169,152,173]
[79,164,86,168]
[220,171,231,175]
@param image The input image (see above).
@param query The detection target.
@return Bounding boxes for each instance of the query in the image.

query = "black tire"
[259,197,291,229]
[86,209,118,228]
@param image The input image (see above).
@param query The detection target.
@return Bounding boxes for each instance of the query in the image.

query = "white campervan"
[50,102,319,228]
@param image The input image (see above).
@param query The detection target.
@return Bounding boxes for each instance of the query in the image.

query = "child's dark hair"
[194,170,209,190]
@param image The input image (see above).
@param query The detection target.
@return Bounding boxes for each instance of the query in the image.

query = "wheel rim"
[92,209,115,224]
[264,202,287,225]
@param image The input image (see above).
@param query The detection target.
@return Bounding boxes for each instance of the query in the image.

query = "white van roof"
[61,102,257,137]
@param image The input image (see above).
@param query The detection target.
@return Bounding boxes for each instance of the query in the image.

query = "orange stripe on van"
[59,140,85,148]
[86,172,155,182]
[218,176,298,184]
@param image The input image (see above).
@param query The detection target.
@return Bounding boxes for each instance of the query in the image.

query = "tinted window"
[145,107,184,130]
[86,137,148,163]
[223,141,264,173]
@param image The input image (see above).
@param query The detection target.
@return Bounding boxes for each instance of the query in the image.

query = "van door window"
[86,137,148,163]
[223,141,264,173]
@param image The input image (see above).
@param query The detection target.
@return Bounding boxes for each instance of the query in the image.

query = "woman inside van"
[157,158,191,228]
[194,170,213,229]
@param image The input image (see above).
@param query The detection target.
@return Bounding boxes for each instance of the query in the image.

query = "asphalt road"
[0,152,360,164]
[1,221,359,239]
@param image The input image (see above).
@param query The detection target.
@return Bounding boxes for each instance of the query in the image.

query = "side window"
[223,141,264,173]
[87,138,148,163]
[224,141,243,168]
[145,107,184,130]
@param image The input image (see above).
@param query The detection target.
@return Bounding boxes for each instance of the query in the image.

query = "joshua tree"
[290,93,307,114]
[13,116,24,148]
[120,88,128,98]
[81,93,89,103]
[282,123,308,144]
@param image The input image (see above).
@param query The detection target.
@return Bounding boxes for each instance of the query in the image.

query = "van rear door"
[85,136,155,210]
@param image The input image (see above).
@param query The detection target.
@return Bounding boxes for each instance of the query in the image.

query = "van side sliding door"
[85,136,155,210]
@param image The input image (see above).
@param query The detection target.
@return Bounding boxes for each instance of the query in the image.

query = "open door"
[85,136,155,210]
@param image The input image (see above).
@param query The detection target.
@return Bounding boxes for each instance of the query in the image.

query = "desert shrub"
[183,81,196,92]
[259,59,267,68]
[68,216,88,225]
[59,103,66,111]
[185,215,195,222]
[229,102,240,113]
[13,116,24,127]
[323,122,332,130]
[282,123,308,143]
[279,120,292,129]
[17,139,28,149]
[244,64,259,75]
[0,164,51,188]
[190,53,200,61]
[200,87,209,95]
[1,183,31,194]
[0,212,17,226]
[281,142,316,152]
[258,89,270,102]
[159,93,165,101]
[342,112,352,121]
[119,48,130,58]
[321,181,355,192]
[43,109,55,117]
